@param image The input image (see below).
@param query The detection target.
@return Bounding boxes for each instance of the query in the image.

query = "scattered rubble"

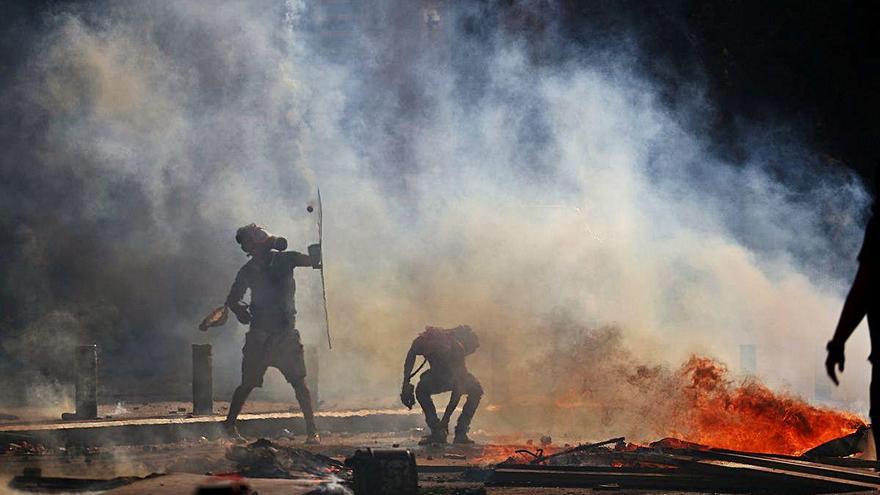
[226,438,347,479]
[4,440,49,455]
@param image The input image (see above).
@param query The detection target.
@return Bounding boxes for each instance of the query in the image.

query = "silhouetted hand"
[229,302,251,325]
[235,310,251,325]
[308,243,322,269]
[825,341,845,386]
[400,382,415,409]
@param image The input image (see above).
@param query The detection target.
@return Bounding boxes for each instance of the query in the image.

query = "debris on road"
[226,438,347,479]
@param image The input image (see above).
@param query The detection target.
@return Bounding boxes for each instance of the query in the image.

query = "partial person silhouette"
[826,167,880,455]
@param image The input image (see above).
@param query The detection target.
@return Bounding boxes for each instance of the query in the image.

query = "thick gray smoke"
[0,1,872,432]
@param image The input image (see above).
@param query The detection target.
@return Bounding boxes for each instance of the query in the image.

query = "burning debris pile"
[671,356,865,454]
[506,325,864,456]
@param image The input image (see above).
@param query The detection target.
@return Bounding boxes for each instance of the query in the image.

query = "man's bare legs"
[223,378,318,444]
[291,377,319,444]
[223,383,254,440]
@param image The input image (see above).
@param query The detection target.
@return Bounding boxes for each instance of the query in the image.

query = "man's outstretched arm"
[278,244,322,269]
[827,261,873,385]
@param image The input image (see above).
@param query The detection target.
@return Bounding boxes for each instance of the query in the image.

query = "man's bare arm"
[225,269,251,324]
[831,262,872,346]
[400,344,419,409]
[827,261,872,384]
[279,245,321,269]
[402,346,418,385]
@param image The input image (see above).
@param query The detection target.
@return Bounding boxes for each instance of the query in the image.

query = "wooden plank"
[491,446,880,492]
[690,459,880,492]
[689,450,880,485]
[497,464,679,474]
[492,460,880,493]
[489,467,812,492]
[707,447,877,469]
[490,468,740,490]
[808,457,879,470]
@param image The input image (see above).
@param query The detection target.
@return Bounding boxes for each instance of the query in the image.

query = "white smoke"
[0,0,872,430]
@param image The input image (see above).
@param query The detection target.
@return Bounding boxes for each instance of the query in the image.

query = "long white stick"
[318,187,331,349]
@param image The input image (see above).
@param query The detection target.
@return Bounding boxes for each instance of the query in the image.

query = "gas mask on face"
[235,223,288,255]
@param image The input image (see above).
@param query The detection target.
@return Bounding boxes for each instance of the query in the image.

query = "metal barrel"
[75,345,98,419]
[346,448,418,495]
[192,344,213,415]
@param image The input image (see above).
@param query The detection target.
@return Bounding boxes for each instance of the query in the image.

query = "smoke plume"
[0,1,872,437]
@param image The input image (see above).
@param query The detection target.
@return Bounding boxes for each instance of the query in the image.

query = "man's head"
[452,325,479,355]
[235,223,287,256]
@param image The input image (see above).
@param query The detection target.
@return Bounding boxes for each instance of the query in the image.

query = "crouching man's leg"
[454,373,483,444]
[416,371,448,444]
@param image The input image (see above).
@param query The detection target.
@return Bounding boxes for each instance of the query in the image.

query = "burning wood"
[670,356,865,455]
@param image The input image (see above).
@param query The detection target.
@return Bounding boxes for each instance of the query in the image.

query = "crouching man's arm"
[400,344,418,409]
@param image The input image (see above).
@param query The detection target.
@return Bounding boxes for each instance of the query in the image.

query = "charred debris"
[5,432,880,494]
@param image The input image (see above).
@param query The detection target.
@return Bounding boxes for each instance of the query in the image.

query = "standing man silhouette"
[223,223,322,444]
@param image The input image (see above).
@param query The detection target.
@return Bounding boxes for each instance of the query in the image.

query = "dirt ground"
[0,429,728,494]
[0,401,767,494]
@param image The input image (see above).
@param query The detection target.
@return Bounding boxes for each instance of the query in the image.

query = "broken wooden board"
[689,458,880,493]
[490,448,880,493]
[489,465,788,492]
[687,449,880,485]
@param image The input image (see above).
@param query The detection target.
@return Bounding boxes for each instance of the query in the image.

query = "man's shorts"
[241,329,306,388]
[416,369,483,396]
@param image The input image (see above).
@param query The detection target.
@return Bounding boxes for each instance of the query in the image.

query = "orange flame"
[670,356,865,455]
[498,339,865,459]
